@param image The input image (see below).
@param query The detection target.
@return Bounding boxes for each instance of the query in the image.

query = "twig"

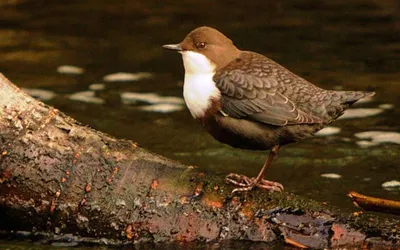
[348,191,400,215]
[285,238,308,249]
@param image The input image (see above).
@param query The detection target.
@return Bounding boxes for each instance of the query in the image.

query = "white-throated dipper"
[163,26,375,193]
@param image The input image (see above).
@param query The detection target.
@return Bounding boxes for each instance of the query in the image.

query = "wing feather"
[213,55,323,126]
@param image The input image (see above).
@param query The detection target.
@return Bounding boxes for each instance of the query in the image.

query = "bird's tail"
[325,90,375,121]
[338,90,375,106]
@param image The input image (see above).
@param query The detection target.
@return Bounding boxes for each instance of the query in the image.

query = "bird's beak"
[162,43,183,52]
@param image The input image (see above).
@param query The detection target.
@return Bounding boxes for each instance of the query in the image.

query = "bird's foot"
[225,173,284,193]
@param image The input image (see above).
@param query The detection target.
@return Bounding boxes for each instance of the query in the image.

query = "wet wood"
[349,191,400,215]
[0,73,399,249]
[285,238,308,249]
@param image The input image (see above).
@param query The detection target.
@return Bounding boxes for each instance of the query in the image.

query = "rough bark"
[0,73,399,249]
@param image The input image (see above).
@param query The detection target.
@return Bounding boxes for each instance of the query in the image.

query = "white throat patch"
[180,51,221,119]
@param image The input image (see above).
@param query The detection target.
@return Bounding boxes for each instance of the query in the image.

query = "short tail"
[339,91,375,106]
[325,90,375,121]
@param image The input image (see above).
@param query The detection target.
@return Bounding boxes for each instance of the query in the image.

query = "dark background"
[1,1,399,248]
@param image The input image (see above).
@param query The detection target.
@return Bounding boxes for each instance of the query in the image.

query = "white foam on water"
[354,96,374,104]
[315,126,341,136]
[121,92,184,105]
[339,108,383,119]
[378,103,394,110]
[89,83,105,91]
[356,140,379,148]
[158,96,186,105]
[355,131,384,139]
[121,92,158,104]
[22,88,56,101]
[382,180,400,191]
[57,65,85,74]
[355,131,400,145]
[138,104,184,113]
[69,91,104,104]
[321,173,342,179]
[103,72,152,82]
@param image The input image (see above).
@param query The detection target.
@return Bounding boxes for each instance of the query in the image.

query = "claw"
[225,146,283,194]
[225,173,284,193]
[225,173,252,187]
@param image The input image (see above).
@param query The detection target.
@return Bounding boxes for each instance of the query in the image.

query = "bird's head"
[163,26,240,74]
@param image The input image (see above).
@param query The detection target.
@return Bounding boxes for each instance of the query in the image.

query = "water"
[1,0,399,248]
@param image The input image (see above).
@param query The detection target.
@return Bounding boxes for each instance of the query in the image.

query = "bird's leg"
[225,145,283,193]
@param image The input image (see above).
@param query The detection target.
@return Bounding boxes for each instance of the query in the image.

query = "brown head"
[163,26,241,72]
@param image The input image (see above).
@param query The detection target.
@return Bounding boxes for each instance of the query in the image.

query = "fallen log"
[0,74,399,249]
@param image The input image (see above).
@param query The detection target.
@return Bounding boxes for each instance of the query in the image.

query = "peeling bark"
[0,74,399,248]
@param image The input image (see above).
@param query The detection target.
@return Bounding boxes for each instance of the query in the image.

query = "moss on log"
[0,74,398,248]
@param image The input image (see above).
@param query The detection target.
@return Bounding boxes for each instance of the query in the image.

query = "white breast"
[180,51,221,119]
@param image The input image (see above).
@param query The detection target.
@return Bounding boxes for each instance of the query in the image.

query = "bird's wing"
[213,55,323,126]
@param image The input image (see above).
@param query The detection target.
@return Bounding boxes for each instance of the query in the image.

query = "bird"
[162,26,375,193]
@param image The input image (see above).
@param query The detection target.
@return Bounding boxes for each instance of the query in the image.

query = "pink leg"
[225,145,283,193]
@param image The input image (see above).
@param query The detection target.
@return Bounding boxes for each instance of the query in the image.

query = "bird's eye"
[197,42,206,49]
